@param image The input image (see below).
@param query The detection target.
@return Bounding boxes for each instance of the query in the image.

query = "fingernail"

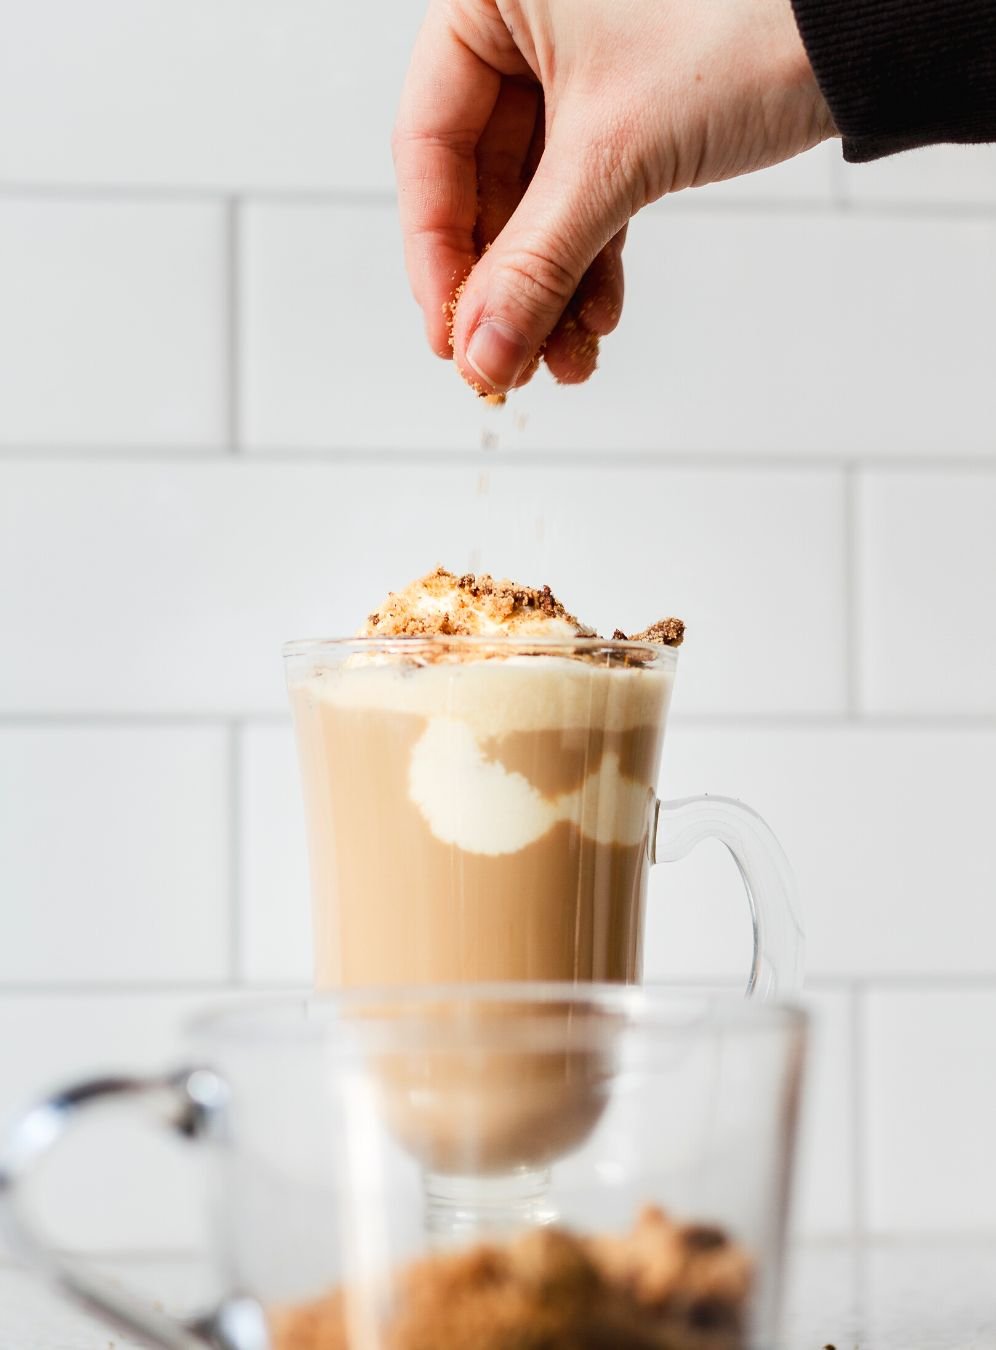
[466,319,531,393]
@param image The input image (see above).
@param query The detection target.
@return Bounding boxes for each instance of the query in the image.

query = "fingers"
[575,225,627,336]
[474,80,545,390]
[542,303,600,385]
[540,225,627,386]
[474,79,541,252]
[450,96,631,396]
[395,8,632,392]
[393,7,501,357]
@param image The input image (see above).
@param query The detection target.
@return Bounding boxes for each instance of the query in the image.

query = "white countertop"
[1,1239,994,1349]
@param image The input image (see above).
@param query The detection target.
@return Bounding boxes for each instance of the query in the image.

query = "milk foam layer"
[299,657,673,737]
[294,658,672,856]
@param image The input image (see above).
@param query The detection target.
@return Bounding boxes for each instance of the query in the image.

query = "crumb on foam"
[360,567,596,639]
[359,568,684,648]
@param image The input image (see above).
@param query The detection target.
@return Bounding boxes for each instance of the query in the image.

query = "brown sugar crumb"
[358,568,685,661]
[551,313,600,384]
[444,275,469,352]
[269,1207,752,1350]
[360,567,595,640]
[464,376,506,405]
[628,618,686,648]
[445,278,508,404]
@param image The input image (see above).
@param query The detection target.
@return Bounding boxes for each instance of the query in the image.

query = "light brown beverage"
[287,650,674,990]
[287,643,675,1174]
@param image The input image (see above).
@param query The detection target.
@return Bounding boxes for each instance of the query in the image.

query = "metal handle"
[651,794,805,997]
[0,1068,269,1350]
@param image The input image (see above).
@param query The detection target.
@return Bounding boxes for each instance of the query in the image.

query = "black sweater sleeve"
[790,0,996,162]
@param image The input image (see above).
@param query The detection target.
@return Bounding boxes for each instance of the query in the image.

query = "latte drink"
[286,572,681,1180]
[287,646,674,990]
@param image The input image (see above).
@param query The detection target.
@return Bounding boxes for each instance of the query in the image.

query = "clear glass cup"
[0,986,807,1350]
[285,638,803,996]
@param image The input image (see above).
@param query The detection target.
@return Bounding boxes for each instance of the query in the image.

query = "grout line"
[0,981,238,995]
[1,975,995,996]
[227,720,243,984]
[0,444,223,459]
[850,982,867,1243]
[0,712,284,727]
[0,1249,214,1268]
[0,182,233,203]
[2,445,996,470]
[837,973,996,989]
[843,465,861,716]
[828,143,849,211]
[655,193,996,222]
[0,980,306,996]
[3,179,996,221]
[0,183,394,207]
[8,1232,996,1272]
[6,711,996,731]
[225,199,242,453]
[669,712,996,730]
[849,982,869,1338]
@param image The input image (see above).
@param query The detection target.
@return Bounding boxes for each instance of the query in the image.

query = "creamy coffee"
[286,569,682,1176]
[288,654,673,989]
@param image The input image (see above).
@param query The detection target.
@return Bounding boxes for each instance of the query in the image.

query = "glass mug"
[0,987,807,1350]
[285,637,803,996]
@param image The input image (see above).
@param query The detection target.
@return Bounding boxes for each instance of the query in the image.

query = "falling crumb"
[480,429,499,451]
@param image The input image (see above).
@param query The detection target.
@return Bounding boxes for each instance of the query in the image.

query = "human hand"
[393,0,835,396]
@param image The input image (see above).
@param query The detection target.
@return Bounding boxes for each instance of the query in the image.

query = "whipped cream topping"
[409,718,652,856]
[360,568,596,640]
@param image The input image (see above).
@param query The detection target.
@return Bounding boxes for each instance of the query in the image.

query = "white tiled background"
[2,0,995,1262]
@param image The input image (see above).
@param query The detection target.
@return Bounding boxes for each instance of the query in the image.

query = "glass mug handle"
[650,794,804,997]
[0,1069,265,1350]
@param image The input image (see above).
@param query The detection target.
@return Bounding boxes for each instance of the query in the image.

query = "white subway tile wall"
[857,468,996,715]
[0,727,231,983]
[0,201,226,447]
[241,202,996,456]
[239,723,312,983]
[864,990,996,1233]
[841,142,996,205]
[0,0,421,191]
[0,0,994,1256]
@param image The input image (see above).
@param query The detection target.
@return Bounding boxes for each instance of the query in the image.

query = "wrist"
[776,0,838,140]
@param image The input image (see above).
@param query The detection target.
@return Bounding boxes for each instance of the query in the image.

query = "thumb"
[453,122,626,395]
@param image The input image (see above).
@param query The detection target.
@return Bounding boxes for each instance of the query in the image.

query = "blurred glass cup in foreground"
[0,986,807,1350]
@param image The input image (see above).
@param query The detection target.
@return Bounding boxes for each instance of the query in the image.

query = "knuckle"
[584,110,660,213]
[498,247,578,319]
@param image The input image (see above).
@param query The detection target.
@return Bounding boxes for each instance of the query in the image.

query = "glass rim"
[186,984,806,1053]
[282,636,678,666]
